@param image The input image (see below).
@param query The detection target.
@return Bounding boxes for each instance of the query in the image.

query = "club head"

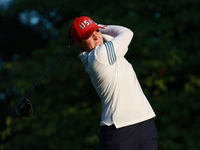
[15,98,33,117]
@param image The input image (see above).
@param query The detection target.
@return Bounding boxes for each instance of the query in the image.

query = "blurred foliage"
[0,0,200,149]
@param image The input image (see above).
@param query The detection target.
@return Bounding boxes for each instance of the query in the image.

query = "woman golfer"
[69,16,159,150]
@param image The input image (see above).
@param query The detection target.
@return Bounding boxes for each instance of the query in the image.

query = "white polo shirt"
[78,25,155,128]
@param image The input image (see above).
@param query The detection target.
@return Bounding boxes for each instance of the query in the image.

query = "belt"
[100,124,116,132]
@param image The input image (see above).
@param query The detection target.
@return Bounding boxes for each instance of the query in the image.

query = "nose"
[92,31,98,40]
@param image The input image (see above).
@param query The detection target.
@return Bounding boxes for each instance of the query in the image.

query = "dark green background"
[0,0,200,149]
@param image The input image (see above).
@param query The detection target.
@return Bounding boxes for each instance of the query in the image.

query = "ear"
[75,40,83,48]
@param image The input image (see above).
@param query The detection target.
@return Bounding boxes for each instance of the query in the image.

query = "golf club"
[15,41,74,117]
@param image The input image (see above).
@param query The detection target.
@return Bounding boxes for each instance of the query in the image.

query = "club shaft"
[22,41,74,100]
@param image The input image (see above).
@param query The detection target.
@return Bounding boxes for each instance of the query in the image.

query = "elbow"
[126,28,134,40]
[129,29,134,38]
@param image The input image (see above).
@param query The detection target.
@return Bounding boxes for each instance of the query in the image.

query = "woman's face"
[76,29,103,52]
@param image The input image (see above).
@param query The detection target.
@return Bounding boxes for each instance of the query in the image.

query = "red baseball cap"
[70,16,104,41]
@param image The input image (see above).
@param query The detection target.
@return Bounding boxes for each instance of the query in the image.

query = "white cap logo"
[79,19,94,29]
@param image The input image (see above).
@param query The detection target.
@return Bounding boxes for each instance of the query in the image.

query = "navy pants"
[99,119,158,150]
